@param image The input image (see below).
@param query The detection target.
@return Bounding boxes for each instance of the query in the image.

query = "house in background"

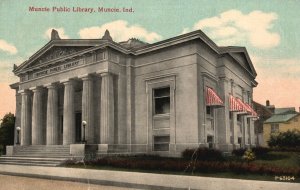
[263,105,300,147]
[253,101,272,146]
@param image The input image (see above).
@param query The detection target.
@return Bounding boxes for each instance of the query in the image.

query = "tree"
[0,113,15,154]
[268,129,300,148]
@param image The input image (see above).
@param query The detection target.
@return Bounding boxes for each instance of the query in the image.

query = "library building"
[9,29,258,158]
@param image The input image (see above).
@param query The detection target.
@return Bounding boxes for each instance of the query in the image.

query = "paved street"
[0,174,141,190]
[0,164,299,190]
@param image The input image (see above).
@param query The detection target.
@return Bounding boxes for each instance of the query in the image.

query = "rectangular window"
[153,136,170,151]
[154,87,170,115]
[237,115,242,122]
[271,124,279,133]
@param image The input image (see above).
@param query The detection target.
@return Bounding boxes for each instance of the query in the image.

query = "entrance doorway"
[75,112,82,143]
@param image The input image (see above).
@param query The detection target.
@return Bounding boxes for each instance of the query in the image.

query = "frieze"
[33,46,89,66]
[33,59,83,78]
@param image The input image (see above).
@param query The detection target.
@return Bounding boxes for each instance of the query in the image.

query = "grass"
[254,151,300,168]
[63,151,300,183]
[65,164,300,183]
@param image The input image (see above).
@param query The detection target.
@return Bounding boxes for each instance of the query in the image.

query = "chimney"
[266,100,270,106]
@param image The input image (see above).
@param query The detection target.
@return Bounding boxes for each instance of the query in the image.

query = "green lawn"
[254,151,300,168]
[63,151,300,183]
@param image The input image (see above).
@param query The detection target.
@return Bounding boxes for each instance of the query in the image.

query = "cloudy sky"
[0,0,300,119]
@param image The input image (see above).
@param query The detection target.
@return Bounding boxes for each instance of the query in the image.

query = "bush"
[182,147,225,161]
[63,156,300,176]
[232,148,247,157]
[242,149,256,162]
[252,147,270,156]
[268,130,300,148]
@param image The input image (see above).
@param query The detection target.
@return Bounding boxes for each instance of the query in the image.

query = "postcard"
[0,0,299,189]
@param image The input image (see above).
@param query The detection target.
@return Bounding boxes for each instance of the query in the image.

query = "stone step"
[17,151,69,154]
[0,159,62,164]
[19,148,70,151]
[0,161,59,167]
[0,156,68,161]
[0,156,69,167]
[11,155,72,158]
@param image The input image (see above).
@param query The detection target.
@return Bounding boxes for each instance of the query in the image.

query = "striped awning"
[244,103,258,118]
[235,98,250,114]
[229,95,243,112]
[206,87,224,107]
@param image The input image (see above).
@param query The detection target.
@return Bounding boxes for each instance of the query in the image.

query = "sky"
[1,0,300,119]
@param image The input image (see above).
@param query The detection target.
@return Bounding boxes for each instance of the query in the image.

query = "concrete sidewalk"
[0,164,299,190]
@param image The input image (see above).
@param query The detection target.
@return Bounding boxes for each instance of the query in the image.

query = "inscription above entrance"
[34,59,83,78]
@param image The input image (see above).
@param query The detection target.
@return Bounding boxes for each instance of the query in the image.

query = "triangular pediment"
[14,39,108,73]
[230,52,253,73]
[27,45,91,68]
[220,46,257,77]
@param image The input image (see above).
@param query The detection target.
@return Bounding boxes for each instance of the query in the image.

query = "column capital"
[100,72,112,77]
[60,78,74,85]
[79,74,93,81]
[18,89,30,94]
[29,86,43,92]
[44,83,58,89]
[95,69,108,75]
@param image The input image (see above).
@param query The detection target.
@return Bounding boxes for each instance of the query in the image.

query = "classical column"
[20,90,32,145]
[31,87,44,145]
[249,119,256,147]
[232,112,239,148]
[62,80,75,145]
[243,117,249,148]
[216,78,232,151]
[81,75,94,144]
[100,72,114,144]
[46,84,59,145]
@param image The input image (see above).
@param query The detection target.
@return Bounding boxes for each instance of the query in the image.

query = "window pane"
[154,87,170,98]
[153,136,170,151]
[154,144,169,151]
[206,106,211,115]
[154,136,170,143]
[154,97,170,114]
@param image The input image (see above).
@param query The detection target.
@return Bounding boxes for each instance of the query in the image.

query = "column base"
[98,144,109,153]
[70,144,85,157]
[217,143,234,152]
[6,146,14,156]
[233,144,242,149]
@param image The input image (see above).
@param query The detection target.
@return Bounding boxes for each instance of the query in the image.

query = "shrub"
[232,148,247,157]
[63,155,300,176]
[242,149,256,163]
[251,147,270,156]
[182,147,224,161]
[268,129,300,148]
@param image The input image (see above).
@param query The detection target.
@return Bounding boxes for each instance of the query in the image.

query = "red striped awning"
[206,87,224,107]
[229,95,243,112]
[244,103,258,117]
[235,98,251,114]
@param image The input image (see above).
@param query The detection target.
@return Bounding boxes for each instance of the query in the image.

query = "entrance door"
[75,112,82,143]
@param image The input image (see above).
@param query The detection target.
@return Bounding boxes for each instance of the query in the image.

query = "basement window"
[153,87,170,115]
[153,135,170,151]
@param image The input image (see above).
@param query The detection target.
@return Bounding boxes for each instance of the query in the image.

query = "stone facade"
[10,29,258,157]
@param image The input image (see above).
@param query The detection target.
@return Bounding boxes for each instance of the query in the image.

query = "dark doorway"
[207,135,214,149]
[75,112,82,143]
